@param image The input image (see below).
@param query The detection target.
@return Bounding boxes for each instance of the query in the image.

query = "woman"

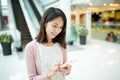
[25,7,71,80]
[106,33,113,42]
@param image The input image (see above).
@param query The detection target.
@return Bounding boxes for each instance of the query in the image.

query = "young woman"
[25,7,71,80]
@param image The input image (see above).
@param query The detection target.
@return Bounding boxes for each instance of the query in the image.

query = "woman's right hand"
[47,62,60,79]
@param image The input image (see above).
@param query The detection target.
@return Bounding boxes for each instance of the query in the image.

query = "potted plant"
[78,26,88,45]
[0,32,13,55]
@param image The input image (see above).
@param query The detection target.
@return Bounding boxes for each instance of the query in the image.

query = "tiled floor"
[0,39,120,80]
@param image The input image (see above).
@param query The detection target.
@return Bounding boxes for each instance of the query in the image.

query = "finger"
[53,63,58,66]
[68,65,72,69]
[54,66,59,72]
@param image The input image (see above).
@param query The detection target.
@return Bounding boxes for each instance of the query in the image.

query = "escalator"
[11,0,32,48]
[29,0,41,22]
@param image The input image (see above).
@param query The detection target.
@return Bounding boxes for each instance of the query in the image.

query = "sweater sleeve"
[61,47,67,64]
[25,42,49,80]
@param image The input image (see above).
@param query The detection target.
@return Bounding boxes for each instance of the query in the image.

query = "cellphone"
[61,59,78,68]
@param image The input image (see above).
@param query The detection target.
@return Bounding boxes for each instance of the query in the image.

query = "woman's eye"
[53,25,57,28]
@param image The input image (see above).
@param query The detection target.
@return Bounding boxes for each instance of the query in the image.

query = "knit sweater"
[25,39,67,80]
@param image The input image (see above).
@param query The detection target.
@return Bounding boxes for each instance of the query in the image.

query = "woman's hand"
[47,62,59,79]
[59,62,72,75]
[47,62,72,79]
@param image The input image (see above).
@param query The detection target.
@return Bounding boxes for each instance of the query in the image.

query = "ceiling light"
[104,3,106,6]
[89,2,92,6]
[110,3,119,6]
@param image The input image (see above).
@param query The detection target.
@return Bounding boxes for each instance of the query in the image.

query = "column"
[59,0,71,42]
[0,0,3,29]
[7,0,16,29]
[75,5,80,25]
[7,0,21,48]
[85,10,91,42]
[75,5,80,42]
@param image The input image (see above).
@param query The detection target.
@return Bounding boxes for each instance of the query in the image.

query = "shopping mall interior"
[0,0,120,80]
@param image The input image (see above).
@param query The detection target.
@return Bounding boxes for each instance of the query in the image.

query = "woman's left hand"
[58,63,72,75]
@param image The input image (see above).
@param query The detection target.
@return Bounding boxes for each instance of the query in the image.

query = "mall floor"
[0,39,120,80]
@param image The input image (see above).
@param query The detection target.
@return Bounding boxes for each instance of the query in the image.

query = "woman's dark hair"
[36,7,67,48]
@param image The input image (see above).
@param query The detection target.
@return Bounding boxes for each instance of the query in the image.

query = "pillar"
[75,5,80,25]
[0,0,3,29]
[85,10,91,42]
[59,0,71,42]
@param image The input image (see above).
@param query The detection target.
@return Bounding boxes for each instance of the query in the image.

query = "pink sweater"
[25,39,67,80]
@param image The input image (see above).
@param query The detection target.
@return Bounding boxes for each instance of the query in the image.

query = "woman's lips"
[51,32,56,37]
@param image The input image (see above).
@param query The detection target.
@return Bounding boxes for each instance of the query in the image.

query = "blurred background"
[0,0,120,80]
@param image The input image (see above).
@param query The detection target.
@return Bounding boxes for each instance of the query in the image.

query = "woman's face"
[45,16,64,40]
